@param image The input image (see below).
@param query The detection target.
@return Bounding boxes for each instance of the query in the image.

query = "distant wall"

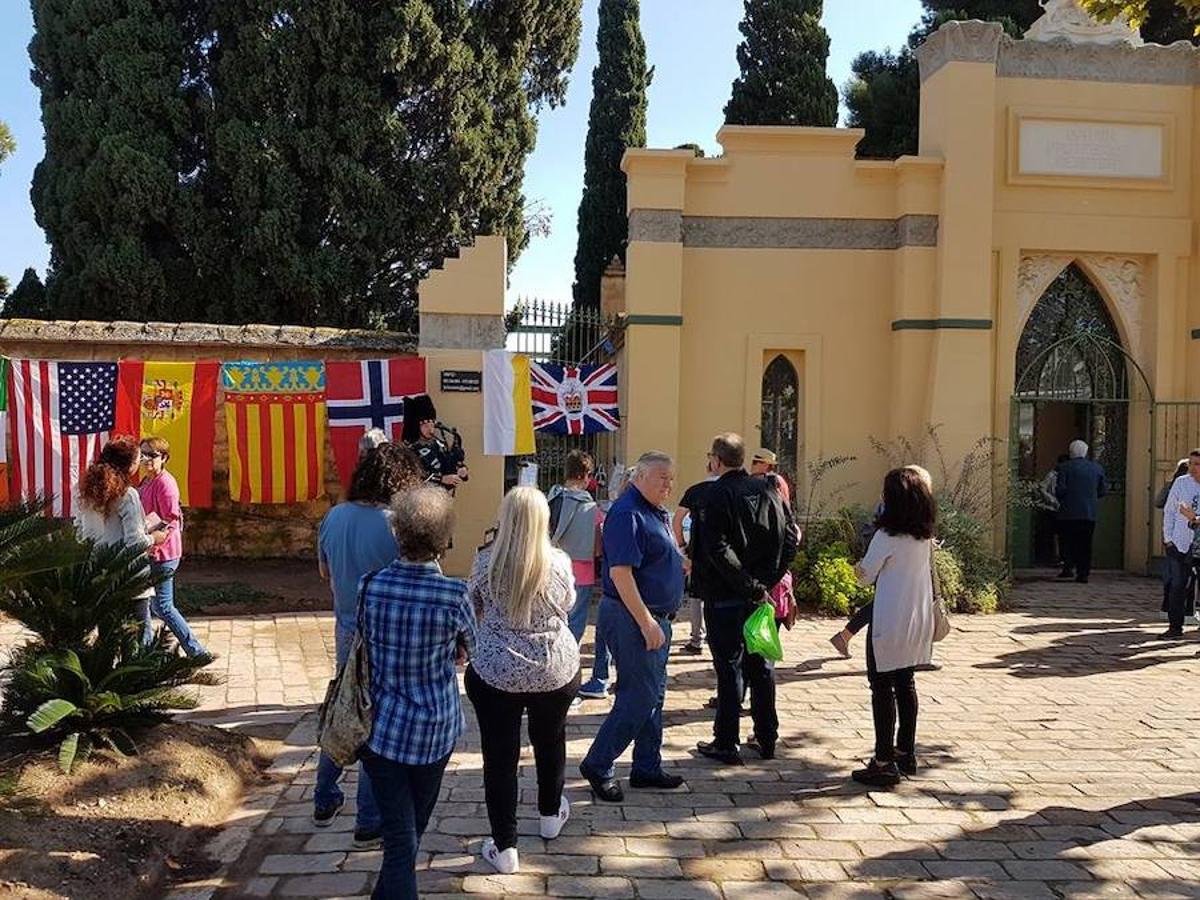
[0,319,418,561]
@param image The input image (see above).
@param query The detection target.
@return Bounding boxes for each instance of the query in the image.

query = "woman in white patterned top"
[466,486,580,875]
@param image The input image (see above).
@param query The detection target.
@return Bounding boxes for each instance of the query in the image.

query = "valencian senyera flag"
[0,358,9,504]
[115,360,219,507]
[531,362,619,434]
[220,361,326,504]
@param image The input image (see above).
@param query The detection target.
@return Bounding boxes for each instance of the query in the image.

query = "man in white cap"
[1054,440,1106,584]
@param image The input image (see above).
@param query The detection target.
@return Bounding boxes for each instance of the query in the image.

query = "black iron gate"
[505,300,622,493]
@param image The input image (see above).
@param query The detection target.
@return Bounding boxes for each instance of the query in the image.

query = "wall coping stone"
[0,319,418,352]
[918,20,1004,82]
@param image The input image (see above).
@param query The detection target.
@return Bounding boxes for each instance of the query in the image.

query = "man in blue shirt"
[1054,439,1107,584]
[580,451,686,802]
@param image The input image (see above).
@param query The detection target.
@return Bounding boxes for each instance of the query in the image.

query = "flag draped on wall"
[7,359,118,517]
[325,358,426,489]
[482,350,536,456]
[0,358,9,505]
[531,362,620,434]
[220,361,326,504]
[115,360,219,507]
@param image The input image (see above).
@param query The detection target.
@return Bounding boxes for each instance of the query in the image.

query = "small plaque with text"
[441,370,482,393]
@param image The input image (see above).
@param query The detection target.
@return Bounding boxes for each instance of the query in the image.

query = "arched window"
[760,355,799,494]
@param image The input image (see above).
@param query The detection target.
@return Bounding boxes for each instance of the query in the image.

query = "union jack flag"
[531,362,619,434]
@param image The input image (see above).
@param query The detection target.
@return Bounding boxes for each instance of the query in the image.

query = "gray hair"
[1068,440,1088,460]
[359,427,389,456]
[634,451,673,477]
[390,486,455,561]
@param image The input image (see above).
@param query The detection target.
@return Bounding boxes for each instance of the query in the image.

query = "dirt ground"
[175,557,330,616]
[0,722,270,900]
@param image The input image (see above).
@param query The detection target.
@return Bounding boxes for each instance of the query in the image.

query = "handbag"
[930,542,952,643]
[317,574,376,767]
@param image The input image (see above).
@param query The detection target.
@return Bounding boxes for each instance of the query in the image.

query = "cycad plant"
[0,501,218,772]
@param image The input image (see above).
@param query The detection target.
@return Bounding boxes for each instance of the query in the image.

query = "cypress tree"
[29,0,204,321]
[725,0,838,127]
[1,269,49,320]
[572,0,651,309]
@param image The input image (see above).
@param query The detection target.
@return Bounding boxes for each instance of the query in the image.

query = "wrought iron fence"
[505,299,623,493]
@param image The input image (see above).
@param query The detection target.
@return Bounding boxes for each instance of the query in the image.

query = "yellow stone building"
[616,14,1200,572]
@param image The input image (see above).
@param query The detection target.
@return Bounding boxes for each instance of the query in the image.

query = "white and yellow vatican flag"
[482,350,536,456]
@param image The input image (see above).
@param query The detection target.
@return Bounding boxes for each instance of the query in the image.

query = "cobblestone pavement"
[8,575,1200,898]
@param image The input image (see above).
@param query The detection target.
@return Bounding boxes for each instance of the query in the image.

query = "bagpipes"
[435,421,469,482]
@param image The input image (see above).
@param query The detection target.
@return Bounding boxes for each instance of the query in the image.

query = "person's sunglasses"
[141,452,162,460]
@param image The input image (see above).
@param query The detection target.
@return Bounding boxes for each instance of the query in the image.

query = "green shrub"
[0,503,217,772]
[793,540,873,617]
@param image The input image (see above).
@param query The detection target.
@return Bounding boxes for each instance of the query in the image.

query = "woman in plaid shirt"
[360,486,476,900]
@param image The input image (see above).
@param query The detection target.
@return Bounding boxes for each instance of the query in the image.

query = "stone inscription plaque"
[1018,119,1164,180]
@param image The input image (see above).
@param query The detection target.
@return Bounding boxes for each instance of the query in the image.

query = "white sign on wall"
[1018,119,1164,180]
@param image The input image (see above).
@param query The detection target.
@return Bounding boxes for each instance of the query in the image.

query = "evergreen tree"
[725,0,838,127]
[29,0,204,322]
[572,0,650,309]
[1,269,50,320]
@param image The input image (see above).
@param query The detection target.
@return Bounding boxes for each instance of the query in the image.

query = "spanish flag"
[115,360,219,507]
[220,361,326,504]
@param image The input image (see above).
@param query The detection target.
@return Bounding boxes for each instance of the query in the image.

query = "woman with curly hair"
[312,439,424,846]
[76,436,168,643]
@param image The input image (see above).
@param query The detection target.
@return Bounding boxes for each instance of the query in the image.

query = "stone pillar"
[916,21,1003,470]
[620,150,692,489]
[600,257,626,319]
[418,235,508,576]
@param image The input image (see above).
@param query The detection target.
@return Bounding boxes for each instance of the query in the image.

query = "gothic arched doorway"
[1010,263,1152,570]
[760,354,800,499]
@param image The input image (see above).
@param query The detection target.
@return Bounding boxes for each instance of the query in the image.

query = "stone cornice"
[997,34,1199,85]
[0,319,418,352]
[918,20,1004,82]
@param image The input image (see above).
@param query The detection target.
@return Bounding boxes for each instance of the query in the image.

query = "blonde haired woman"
[466,487,581,874]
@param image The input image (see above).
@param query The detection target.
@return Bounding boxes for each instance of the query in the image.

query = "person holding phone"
[137,437,208,657]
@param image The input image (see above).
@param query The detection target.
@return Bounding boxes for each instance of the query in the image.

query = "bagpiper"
[402,394,468,491]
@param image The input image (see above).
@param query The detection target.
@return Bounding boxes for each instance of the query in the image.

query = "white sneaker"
[539,795,570,840]
[481,838,519,874]
[1186,614,1200,626]
[569,696,583,711]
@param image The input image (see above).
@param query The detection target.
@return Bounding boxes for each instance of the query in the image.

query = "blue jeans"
[315,625,380,831]
[361,749,450,900]
[149,559,207,657]
[568,583,611,685]
[581,596,672,780]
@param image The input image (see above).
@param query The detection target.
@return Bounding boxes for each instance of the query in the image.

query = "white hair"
[1069,440,1088,459]
[359,428,389,455]
[634,451,673,477]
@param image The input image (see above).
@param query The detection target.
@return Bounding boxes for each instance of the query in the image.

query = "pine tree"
[29,0,205,322]
[725,0,838,127]
[1,269,49,320]
[572,0,651,309]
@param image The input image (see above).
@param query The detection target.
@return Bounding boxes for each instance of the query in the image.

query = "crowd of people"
[75,422,949,900]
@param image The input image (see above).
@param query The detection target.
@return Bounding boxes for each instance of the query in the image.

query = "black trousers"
[866,631,918,763]
[1165,546,1193,633]
[465,665,580,850]
[846,600,873,636]
[1058,519,1096,579]
[704,602,778,750]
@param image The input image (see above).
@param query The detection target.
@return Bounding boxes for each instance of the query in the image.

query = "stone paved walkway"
[8,575,1200,899]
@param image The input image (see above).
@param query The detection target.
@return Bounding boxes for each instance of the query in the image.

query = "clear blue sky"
[0,0,923,305]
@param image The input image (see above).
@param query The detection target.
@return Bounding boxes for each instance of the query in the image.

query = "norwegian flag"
[531,362,619,435]
[325,358,427,489]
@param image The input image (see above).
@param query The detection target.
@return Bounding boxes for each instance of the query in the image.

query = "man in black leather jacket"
[691,432,798,765]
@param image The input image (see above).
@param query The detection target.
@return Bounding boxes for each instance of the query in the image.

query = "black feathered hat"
[402,394,437,443]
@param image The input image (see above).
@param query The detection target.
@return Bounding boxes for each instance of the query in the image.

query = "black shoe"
[681,642,703,655]
[629,770,685,790]
[580,765,624,802]
[352,827,382,850]
[312,795,346,827]
[895,753,919,776]
[852,758,901,788]
[746,735,775,760]
[696,740,744,766]
[1056,569,1074,579]
[1157,629,1185,640]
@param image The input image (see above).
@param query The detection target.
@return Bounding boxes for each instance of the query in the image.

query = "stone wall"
[0,319,418,560]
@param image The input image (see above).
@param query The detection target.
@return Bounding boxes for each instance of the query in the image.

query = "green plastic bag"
[744,601,783,662]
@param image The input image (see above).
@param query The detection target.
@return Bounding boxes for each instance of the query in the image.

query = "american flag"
[8,360,119,517]
[531,362,619,434]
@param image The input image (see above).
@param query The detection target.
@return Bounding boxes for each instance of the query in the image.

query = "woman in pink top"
[138,437,209,657]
